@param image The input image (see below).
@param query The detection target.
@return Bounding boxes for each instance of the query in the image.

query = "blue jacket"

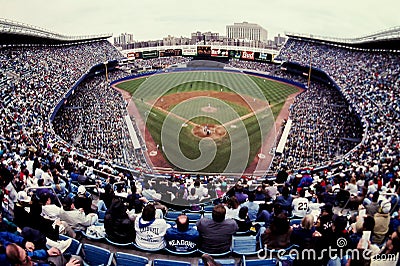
[0,231,49,266]
[165,226,199,252]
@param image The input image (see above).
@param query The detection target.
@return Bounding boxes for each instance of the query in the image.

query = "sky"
[1,0,399,41]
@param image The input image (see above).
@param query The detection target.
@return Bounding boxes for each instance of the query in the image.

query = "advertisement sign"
[241,51,254,60]
[142,50,158,59]
[197,46,211,56]
[182,47,197,56]
[229,50,241,59]
[211,49,228,57]
[159,49,182,57]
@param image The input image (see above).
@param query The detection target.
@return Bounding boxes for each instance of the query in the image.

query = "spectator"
[165,214,199,252]
[292,189,310,218]
[260,212,292,249]
[240,192,259,221]
[73,186,93,215]
[275,186,293,215]
[134,204,170,250]
[234,206,252,233]
[59,197,98,231]
[224,196,240,219]
[104,198,135,244]
[372,200,391,244]
[196,204,238,253]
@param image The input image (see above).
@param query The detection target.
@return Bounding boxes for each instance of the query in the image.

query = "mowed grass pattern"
[116,71,299,173]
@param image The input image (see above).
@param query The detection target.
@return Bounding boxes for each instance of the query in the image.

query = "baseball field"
[116,70,299,173]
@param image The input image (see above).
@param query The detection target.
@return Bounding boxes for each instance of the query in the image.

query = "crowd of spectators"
[128,56,192,70]
[274,80,363,170]
[52,72,139,168]
[0,34,399,265]
[226,58,278,74]
[276,39,400,176]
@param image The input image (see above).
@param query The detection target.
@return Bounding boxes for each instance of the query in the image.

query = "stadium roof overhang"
[0,18,111,47]
[0,32,111,46]
[286,26,400,51]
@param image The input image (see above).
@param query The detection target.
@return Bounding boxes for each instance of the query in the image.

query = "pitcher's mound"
[192,124,226,139]
[201,106,218,113]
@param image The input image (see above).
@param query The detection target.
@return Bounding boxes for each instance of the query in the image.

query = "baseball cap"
[380,200,391,214]
[17,191,31,203]
[77,185,86,195]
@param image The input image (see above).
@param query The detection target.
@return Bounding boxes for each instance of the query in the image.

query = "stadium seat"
[203,205,215,212]
[164,246,198,256]
[289,219,302,226]
[203,212,212,219]
[105,236,132,247]
[59,234,82,255]
[198,258,236,266]
[243,258,277,266]
[114,252,149,266]
[184,212,202,223]
[132,242,164,252]
[80,243,113,266]
[153,259,191,266]
[231,235,258,256]
[198,249,231,257]
[165,210,183,221]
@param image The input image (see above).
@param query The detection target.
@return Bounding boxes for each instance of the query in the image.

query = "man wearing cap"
[73,186,93,214]
[59,197,98,231]
[372,200,391,244]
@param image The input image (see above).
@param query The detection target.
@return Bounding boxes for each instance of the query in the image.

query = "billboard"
[254,52,272,62]
[211,49,228,57]
[182,47,197,56]
[241,51,254,60]
[159,49,182,57]
[197,46,211,56]
[127,52,136,59]
[126,52,142,59]
[229,50,241,59]
[142,50,158,59]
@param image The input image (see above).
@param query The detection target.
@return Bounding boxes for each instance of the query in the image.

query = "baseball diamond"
[115,71,300,173]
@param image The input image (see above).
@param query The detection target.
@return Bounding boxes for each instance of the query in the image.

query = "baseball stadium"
[0,15,399,266]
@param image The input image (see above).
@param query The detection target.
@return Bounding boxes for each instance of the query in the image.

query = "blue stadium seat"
[80,243,113,266]
[105,236,132,247]
[59,234,82,255]
[114,252,149,266]
[198,249,231,257]
[203,212,212,219]
[153,259,191,266]
[198,258,236,266]
[184,212,202,223]
[243,258,277,266]
[289,218,302,226]
[165,211,183,221]
[164,246,198,256]
[231,235,258,256]
[203,205,215,212]
[132,242,164,252]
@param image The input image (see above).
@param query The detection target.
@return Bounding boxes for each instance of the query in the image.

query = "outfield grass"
[116,71,299,173]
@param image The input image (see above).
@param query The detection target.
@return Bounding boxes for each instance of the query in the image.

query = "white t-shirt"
[292,197,309,218]
[134,215,170,249]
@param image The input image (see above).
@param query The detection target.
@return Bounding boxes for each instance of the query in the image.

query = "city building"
[226,22,268,43]
[114,33,135,49]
